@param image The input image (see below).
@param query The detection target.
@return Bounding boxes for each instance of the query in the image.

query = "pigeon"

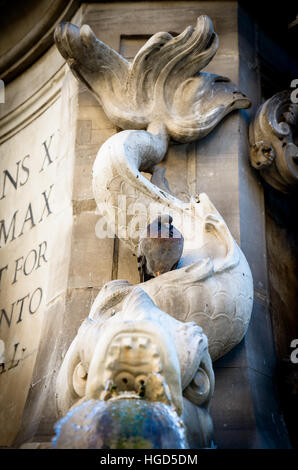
[137,215,184,282]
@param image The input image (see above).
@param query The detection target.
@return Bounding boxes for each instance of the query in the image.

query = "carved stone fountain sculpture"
[53,16,254,449]
[249,90,298,192]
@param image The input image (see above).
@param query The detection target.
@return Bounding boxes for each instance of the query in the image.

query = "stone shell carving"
[249,90,298,192]
[54,16,250,142]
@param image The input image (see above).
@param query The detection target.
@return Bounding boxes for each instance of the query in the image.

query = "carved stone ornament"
[53,16,253,449]
[54,16,250,142]
[249,90,298,192]
[54,287,215,448]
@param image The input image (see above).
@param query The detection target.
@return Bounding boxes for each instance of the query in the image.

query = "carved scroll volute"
[249,90,298,192]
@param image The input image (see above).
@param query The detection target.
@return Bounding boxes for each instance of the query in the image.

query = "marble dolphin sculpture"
[54,14,253,363]
[55,287,215,449]
[53,15,253,449]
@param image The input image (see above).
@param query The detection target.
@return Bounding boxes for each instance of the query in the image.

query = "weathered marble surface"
[91,126,253,361]
[54,16,250,142]
[53,14,253,361]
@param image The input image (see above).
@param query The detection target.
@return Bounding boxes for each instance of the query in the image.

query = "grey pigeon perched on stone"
[137,215,184,282]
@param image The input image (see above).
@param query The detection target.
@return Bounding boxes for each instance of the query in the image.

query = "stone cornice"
[0,0,81,83]
[0,65,66,144]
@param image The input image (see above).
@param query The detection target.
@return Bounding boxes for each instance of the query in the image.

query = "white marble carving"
[54,16,253,448]
[249,90,298,192]
[54,16,250,141]
[92,124,254,361]
[56,287,214,448]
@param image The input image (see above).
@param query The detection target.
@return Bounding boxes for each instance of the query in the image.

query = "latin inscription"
[0,132,58,373]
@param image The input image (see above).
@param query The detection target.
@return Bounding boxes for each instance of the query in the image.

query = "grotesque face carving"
[54,287,214,448]
[250,141,275,169]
